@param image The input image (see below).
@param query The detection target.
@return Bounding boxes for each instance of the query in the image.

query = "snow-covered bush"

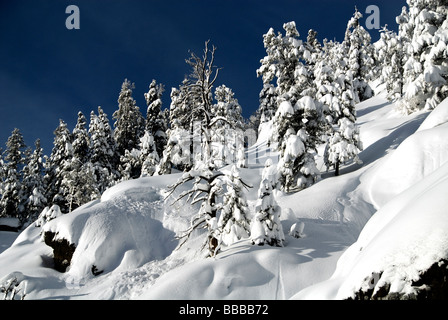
[250,159,285,246]
[289,221,305,239]
[35,204,62,227]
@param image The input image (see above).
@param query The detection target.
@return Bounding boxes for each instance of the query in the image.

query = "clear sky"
[0,0,407,155]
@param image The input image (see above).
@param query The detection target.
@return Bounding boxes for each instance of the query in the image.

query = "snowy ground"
[1,90,446,300]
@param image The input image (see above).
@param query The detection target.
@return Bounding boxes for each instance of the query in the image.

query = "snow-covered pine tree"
[398,0,448,112]
[258,83,278,125]
[377,25,405,102]
[0,148,4,215]
[72,111,90,164]
[144,79,167,159]
[323,67,363,175]
[139,130,159,177]
[22,139,47,222]
[343,7,375,103]
[217,165,251,247]
[44,119,74,212]
[113,79,145,156]
[89,107,119,193]
[61,112,99,212]
[157,83,193,174]
[257,22,323,192]
[250,159,285,246]
[0,129,27,223]
[210,85,245,168]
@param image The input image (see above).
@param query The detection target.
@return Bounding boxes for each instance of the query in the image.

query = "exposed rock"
[43,231,76,272]
[349,259,448,300]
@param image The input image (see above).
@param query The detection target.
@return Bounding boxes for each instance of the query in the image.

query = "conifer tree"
[113,79,145,156]
[211,85,245,167]
[217,165,251,247]
[0,128,26,222]
[144,79,167,159]
[250,159,284,246]
[257,21,323,192]
[376,26,405,102]
[44,119,74,213]
[139,130,159,177]
[22,139,47,222]
[60,112,99,212]
[258,83,278,124]
[398,0,448,112]
[157,83,193,174]
[89,107,119,193]
[343,7,375,103]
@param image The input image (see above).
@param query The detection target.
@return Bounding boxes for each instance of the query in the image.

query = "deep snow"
[1,91,446,300]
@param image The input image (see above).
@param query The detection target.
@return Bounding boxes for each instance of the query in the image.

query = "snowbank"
[295,110,448,299]
[417,96,448,132]
[363,121,448,208]
[42,184,177,280]
[296,161,448,299]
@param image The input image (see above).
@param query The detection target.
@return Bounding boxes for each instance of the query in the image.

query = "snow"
[417,96,448,132]
[1,91,447,300]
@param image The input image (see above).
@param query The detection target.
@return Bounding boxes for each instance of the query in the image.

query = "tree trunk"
[335,160,340,176]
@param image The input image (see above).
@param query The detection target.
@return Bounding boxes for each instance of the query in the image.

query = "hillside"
[1,91,447,300]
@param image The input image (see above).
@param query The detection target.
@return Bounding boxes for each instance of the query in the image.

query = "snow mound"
[43,191,177,280]
[417,96,448,132]
[298,161,448,299]
[364,121,448,208]
[295,118,448,299]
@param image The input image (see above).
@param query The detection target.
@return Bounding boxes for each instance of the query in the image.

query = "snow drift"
[294,98,448,299]
[42,179,177,280]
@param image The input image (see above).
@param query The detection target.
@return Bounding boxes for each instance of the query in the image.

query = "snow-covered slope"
[1,93,444,300]
[294,97,448,299]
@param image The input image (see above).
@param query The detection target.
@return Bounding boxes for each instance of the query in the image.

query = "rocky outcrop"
[350,259,448,300]
[43,231,76,273]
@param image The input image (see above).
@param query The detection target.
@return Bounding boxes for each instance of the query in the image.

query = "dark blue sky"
[0,0,406,155]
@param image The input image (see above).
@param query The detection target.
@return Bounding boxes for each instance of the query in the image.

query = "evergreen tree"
[398,0,448,112]
[343,7,375,103]
[157,84,193,174]
[22,139,47,222]
[210,85,245,168]
[250,159,285,246]
[144,79,167,159]
[44,119,74,212]
[113,79,145,156]
[60,112,99,212]
[0,148,5,215]
[139,130,159,177]
[217,165,251,247]
[377,26,405,102]
[258,83,277,124]
[257,21,323,192]
[72,112,91,164]
[89,107,119,193]
[0,128,26,222]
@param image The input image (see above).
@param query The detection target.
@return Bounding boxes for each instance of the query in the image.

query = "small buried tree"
[166,162,251,257]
